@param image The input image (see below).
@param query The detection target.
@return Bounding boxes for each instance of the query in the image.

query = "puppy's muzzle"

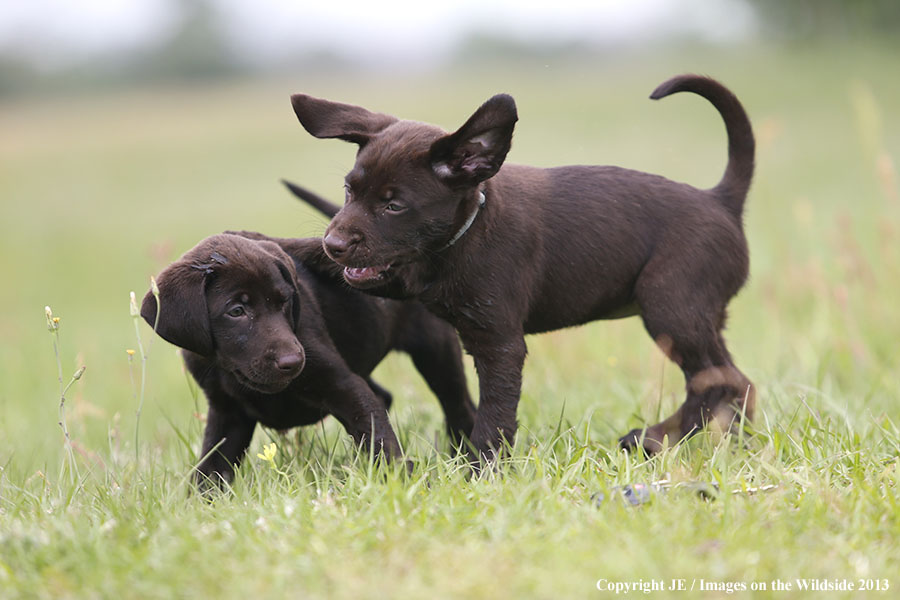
[323,231,358,261]
[274,350,305,376]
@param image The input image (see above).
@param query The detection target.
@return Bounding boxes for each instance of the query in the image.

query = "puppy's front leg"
[466,335,528,463]
[195,405,256,491]
[319,370,403,461]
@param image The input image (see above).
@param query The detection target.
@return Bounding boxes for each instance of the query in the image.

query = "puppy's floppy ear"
[257,240,302,329]
[429,94,518,188]
[291,94,398,146]
[141,256,217,357]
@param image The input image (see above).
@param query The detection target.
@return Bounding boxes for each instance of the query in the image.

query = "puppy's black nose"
[324,231,354,259]
[275,352,304,373]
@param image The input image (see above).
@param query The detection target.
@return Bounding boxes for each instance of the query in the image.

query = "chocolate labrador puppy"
[142,232,474,488]
[288,74,755,460]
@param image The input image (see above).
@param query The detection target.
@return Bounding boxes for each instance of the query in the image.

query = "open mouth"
[343,264,392,287]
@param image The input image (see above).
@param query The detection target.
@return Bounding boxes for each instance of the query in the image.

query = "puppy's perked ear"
[291,94,398,146]
[429,94,518,188]
[257,240,303,329]
[141,257,216,357]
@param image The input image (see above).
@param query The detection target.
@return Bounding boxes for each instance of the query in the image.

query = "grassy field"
[1,42,899,598]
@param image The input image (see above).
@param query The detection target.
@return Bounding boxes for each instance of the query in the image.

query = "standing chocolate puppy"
[289,75,755,459]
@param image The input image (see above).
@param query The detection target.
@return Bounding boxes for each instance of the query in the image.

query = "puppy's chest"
[426,299,491,332]
[233,384,327,428]
[424,283,501,332]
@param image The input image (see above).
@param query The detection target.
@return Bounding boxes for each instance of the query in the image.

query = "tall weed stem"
[45,306,84,485]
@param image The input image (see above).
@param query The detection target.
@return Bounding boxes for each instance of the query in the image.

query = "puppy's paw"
[618,428,665,456]
[192,471,233,500]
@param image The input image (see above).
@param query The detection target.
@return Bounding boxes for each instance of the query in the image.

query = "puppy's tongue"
[343,265,389,284]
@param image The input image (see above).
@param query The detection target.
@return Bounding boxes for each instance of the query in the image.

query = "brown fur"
[142,232,475,488]
[288,75,756,460]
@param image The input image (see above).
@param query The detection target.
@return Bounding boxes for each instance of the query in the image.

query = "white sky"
[0,0,756,68]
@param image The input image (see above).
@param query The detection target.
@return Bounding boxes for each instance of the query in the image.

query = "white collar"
[441,190,486,250]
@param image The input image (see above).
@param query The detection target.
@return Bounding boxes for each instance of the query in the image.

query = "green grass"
[1,41,899,598]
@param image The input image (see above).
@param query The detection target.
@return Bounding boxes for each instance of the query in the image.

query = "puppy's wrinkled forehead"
[349,121,445,187]
[191,236,286,295]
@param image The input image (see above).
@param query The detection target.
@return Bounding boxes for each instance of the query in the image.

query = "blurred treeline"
[751,0,900,39]
[1,0,899,99]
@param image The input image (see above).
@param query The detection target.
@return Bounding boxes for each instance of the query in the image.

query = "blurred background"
[2,0,898,94]
[1,0,898,475]
[1,0,899,90]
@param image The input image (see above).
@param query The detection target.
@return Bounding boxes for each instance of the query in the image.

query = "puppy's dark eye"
[226,306,245,318]
[385,202,406,214]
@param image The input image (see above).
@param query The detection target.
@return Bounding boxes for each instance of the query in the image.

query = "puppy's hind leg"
[621,286,753,454]
[399,314,477,448]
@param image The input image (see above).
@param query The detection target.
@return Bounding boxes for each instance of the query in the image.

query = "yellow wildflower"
[257,442,278,465]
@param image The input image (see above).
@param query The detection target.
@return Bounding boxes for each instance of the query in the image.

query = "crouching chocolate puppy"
[142,232,475,488]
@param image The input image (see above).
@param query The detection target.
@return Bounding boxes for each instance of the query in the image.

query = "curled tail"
[281,179,340,218]
[651,74,755,221]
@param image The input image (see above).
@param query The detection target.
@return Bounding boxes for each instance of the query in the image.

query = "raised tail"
[281,179,341,218]
[651,74,755,221]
